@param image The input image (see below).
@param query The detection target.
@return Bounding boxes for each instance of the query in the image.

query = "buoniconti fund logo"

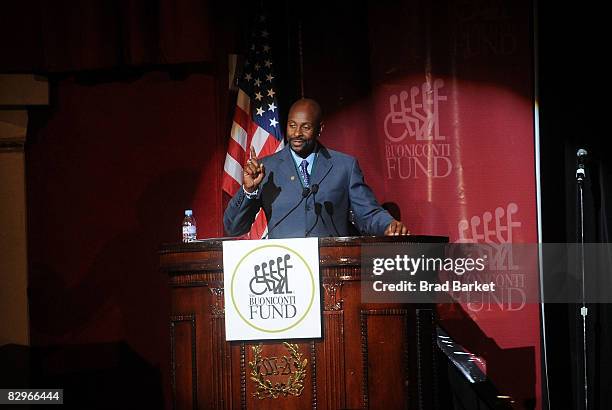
[382,79,451,180]
[223,238,321,341]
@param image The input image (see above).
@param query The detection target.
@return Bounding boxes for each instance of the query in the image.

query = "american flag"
[222,14,284,239]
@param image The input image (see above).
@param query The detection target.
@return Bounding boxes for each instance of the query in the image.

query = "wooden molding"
[0,75,48,106]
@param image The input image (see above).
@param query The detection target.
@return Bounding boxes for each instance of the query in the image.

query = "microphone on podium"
[304,184,320,237]
[324,201,341,236]
[264,186,313,239]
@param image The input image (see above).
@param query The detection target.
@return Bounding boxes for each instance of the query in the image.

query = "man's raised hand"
[243,146,265,193]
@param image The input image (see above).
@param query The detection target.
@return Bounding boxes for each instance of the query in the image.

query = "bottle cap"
[185,209,193,216]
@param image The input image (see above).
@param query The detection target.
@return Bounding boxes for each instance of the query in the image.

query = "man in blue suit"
[223,98,409,239]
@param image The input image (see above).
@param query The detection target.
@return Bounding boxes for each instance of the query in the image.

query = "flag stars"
[256,107,264,116]
[266,74,274,82]
[268,102,277,112]
[261,30,269,38]
[254,92,263,101]
[254,78,262,87]
[264,60,272,68]
[269,118,278,127]
[263,45,270,52]
[254,63,260,70]
[244,73,252,81]
[267,88,276,98]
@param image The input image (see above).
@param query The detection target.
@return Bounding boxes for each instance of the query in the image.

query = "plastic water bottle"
[182,209,197,242]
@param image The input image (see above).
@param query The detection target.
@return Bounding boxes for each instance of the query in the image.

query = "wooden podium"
[160,236,447,410]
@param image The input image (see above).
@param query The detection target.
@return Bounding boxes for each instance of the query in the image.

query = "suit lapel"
[275,145,303,195]
[311,145,333,185]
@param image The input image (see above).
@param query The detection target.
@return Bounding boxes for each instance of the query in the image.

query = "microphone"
[304,184,321,237]
[576,148,587,183]
[305,202,322,237]
[323,201,341,236]
[264,187,312,239]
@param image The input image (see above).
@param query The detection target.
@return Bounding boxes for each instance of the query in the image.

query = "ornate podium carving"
[161,236,447,410]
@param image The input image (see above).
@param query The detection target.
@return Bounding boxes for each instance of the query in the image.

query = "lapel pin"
[290,176,295,181]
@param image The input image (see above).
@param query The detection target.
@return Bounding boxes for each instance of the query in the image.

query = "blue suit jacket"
[223,144,393,238]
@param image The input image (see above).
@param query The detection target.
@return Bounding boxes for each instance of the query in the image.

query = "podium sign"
[223,238,321,341]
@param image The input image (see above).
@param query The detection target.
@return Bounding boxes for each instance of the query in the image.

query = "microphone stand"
[264,187,311,239]
[324,201,341,236]
[305,203,321,237]
[576,150,588,410]
[305,184,321,237]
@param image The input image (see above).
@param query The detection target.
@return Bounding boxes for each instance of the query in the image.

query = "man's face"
[286,103,321,157]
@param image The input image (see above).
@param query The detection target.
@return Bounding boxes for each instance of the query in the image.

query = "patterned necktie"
[299,159,310,188]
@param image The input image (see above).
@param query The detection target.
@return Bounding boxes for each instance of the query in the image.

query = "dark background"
[1,0,610,409]
[538,3,612,410]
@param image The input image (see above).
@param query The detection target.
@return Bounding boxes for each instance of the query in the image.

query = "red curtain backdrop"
[301,1,540,408]
[0,0,214,72]
[26,71,224,408]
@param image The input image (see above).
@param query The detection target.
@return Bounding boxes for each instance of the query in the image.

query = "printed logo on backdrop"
[453,202,531,311]
[384,79,451,180]
[452,1,519,60]
[457,202,521,245]
[223,239,321,341]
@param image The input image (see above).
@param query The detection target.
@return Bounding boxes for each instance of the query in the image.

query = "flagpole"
[221,7,284,239]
